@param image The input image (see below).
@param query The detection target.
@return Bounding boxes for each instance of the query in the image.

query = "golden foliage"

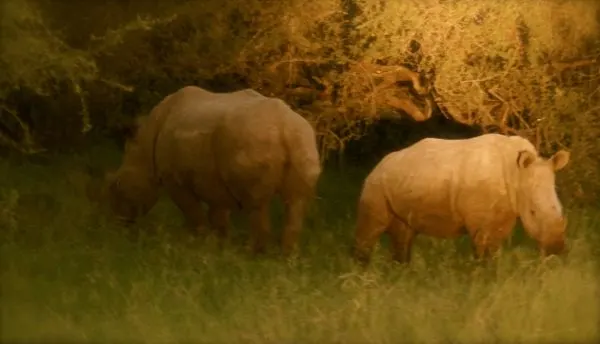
[0,0,97,152]
[1,0,599,203]
[352,0,600,203]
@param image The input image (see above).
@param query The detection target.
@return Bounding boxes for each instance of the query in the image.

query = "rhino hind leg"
[352,207,392,265]
[351,181,395,265]
[387,218,416,264]
[218,157,284,255]
[165,183,209,235]
[208,206,231,244]
[278,164,320,256]
[247,203,272,255]
[280,198,308,256]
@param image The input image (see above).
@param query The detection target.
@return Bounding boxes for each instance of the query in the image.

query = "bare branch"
[267,58,326,74]
[353,62,431,95]
[0,105,45,154]
[380,94,433,122]
[548,58,599,73]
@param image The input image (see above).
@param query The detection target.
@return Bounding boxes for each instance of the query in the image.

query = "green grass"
[1,143,599,344]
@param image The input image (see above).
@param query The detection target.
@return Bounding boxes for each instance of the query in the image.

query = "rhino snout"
[540,236,566,256]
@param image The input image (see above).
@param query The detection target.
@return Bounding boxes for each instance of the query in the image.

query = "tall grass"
[1,143,599,343]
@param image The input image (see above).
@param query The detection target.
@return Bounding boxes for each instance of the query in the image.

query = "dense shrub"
[1,0,598,204]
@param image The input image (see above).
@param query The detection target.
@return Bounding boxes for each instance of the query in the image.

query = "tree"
[1,0,599,203]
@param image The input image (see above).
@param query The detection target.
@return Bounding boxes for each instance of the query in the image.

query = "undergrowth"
[1,143,599,344]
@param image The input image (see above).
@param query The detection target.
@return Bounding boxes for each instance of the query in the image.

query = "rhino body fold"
[104,86,322,255]
[352,133,570,264]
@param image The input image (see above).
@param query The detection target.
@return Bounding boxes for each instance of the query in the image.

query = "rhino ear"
[517,150,536,169]
[551,150,570,171]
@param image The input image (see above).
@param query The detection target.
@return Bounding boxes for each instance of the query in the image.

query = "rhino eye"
[530,209,536,217]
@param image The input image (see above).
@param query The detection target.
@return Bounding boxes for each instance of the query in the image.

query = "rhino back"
[148,87,319,206]
[151,88,263,205]
[212,95,320,205]
[154,87,224,175]
[370,134,536,236]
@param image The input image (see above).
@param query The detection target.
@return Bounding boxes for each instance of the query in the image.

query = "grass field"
[1,142,599,344]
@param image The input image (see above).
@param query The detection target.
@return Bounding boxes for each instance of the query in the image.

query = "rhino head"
[85,117,158,225]
[516,149,570,256]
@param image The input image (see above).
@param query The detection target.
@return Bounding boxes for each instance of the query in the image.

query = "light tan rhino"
[96,86,322,255]
[352,133,570,264]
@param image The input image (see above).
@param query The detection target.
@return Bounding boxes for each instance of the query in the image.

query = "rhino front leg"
[165,183,208,235]
[248,203,271,255]
[471,229,494,260]
[387,218,415,264]
[281,198,307,256]
[208,206,231,244]
[469,219,516,260]
[471,229,508,261]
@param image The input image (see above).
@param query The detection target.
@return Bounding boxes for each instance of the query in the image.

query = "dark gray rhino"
[94,86,322,255]
[352,133,570,264]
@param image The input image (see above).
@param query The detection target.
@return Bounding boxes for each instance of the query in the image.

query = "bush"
[0,0,98,152]
[352,0,600,204]
[1,0,599,204]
